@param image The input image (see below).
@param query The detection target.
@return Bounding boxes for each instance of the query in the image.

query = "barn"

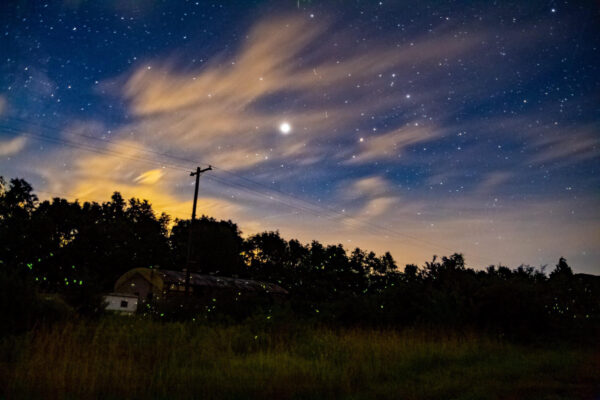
[113,268,288,305]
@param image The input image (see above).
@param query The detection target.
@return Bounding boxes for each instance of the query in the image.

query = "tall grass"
[1,317,598,399]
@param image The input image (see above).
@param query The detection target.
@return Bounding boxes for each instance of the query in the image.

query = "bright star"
[279,122,291,134]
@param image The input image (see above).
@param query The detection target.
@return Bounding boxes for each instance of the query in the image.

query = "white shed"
[103,292,138,314]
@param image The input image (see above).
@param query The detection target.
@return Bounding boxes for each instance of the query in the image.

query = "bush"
[0,270,72,335]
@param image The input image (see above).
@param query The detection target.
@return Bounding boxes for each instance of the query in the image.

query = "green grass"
[0,317,598,399]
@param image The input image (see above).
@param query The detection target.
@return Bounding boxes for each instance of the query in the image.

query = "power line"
[0,120,496,266]
[1,126,342,219]
[2,117,212,169]
[0,121,494,265]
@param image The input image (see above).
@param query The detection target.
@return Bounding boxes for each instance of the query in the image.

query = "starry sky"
[1,1,599,273]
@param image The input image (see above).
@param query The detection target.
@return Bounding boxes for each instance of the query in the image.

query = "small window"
[120,300,128,308]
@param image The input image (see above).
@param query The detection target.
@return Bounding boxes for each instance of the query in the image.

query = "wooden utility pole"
[185,165,212,295]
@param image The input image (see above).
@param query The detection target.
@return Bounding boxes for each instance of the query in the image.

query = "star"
[279,122,291,134]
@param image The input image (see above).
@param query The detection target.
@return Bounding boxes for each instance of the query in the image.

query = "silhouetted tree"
[1,176,598,340]
[550,257,573,280]
[0,177,39,274]
[171,216,244,276]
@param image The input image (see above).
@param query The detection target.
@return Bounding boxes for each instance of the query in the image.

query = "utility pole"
[185,165,212,296]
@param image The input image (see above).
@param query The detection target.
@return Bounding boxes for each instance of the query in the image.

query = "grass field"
[1,317,598,400]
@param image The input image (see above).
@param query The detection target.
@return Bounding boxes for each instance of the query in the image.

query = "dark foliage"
[0,270,72,335]
[170,217,244,276]
[1,176,598,340]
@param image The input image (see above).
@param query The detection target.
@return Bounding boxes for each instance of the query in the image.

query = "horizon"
[3,177,589,275]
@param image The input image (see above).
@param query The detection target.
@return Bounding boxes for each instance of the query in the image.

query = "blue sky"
[1,0,599,273]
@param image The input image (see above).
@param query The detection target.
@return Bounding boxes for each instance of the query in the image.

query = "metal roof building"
[114,268,288,303]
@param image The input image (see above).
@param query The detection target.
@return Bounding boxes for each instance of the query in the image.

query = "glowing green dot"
[79,280,83,285]
[26,263,33,270]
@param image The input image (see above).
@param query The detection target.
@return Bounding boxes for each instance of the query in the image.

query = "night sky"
[1,1,599,273]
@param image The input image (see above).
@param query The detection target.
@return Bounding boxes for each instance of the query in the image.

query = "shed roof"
[105,292,140,299]
[115,268,288,295]
[115,267,165,292]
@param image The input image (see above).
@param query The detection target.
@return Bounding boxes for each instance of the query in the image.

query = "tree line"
[1,176,598,340]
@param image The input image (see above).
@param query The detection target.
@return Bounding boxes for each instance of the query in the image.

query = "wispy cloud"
[134,169,164,185]
[0,95,6,116]
[347,124,441,164]
[531,124,599,165]
[0,136,27,156]
[101,15,484,171]
[474,171,513,195]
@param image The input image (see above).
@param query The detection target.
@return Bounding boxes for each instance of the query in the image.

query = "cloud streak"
[105,15,485,172]
[348,124,441,164]
[0,136,27,156]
